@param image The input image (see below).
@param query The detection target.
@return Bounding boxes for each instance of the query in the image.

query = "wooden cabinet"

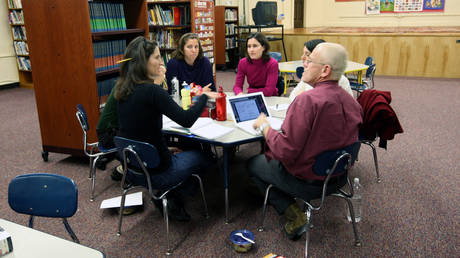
[215,6,238,69]
[6,0,33,88]
[22,0,148,158]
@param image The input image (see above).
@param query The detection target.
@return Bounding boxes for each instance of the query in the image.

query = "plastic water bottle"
[181,83,191,110]
[347,177,362,223]
[171,77,180,104]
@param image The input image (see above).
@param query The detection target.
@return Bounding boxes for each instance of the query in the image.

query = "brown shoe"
[283,203,307,241]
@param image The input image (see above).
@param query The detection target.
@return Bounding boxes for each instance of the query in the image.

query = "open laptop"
[228,92,283,135]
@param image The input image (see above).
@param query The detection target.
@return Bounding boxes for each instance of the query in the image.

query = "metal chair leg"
[363,141,380,183]
[88,156,95,179]
[163,198,172,255]
[258,184,273,232]
[344,198,362,247]
[63,218,80,243]
[117,189,128,236]
[28,215,34,228]
[192,174,209,219]
[305,209,312,258]
[90,156,100,201]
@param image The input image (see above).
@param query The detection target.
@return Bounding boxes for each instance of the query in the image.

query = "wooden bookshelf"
[6,0,33,88]
[147,0,215,79]
[215,6,238,69]
[22,0,148,159]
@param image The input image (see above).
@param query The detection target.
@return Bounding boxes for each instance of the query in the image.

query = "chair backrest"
[8,173,78,218]
[313,142,361,177]
[76,104,89,132]
[366,64,376,78]
[269,51,282,62]
[296,66,304,79]
[113,136,160,171]
[364,56,374,66]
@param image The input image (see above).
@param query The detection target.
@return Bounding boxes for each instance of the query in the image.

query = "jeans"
[247,154,346,215]
[126,150,213,198]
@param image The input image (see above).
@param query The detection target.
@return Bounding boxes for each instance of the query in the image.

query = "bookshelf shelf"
[215,6,238,69]
[92,28,146,38]
[6,0,33,88]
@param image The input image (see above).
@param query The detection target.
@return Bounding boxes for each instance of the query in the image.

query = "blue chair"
[114,136,209,255]
[269,51,282,62]
[350,64,376,95]
[76,104,118,201]
[258,142,362,257]
[296,66,304,80]
[364,56,374,66]
[8,173,79,243]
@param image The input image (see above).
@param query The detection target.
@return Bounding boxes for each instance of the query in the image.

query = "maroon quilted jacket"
[357,90,403,148]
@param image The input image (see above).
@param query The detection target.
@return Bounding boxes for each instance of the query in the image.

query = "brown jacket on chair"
[357,90,403,149]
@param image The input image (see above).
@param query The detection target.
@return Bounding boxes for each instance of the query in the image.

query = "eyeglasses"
[305,57,327,66]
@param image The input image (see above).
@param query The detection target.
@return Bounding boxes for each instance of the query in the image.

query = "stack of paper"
[163,116,234,140]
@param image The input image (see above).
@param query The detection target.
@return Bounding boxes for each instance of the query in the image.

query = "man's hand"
[253,113,268,129]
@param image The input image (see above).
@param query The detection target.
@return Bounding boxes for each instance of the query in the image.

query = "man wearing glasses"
[248,43,363,240]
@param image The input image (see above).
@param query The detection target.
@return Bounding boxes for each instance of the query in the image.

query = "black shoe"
[153,195,191,222]
[111,165,123,181]
[95,157,109,170]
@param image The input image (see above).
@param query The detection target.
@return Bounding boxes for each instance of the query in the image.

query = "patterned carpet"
[0,72,459,257]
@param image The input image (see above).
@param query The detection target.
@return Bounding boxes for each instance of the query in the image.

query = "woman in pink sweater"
[233,32,280,96]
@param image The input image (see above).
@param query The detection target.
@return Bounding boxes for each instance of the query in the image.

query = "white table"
[278,60,369,95]
[0,218,104,258]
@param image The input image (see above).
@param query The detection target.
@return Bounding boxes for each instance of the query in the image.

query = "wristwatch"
[257,122,270,135]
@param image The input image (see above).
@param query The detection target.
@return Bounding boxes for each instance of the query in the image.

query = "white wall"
[0,0,19,86]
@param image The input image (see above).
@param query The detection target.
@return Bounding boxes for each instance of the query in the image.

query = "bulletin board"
[365,0,445,14]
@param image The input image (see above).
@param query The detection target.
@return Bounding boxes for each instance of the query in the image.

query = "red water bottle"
[216,86,227,121]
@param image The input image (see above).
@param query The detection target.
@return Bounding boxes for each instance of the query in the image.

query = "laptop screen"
[229,93,269,123]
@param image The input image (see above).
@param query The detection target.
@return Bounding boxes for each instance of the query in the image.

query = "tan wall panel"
[268,34,460,78]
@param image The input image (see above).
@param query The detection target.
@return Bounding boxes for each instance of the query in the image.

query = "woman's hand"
[202,91,220,99]
[168,146,183,155]
[202,83,212,93]
[153,64,167,85]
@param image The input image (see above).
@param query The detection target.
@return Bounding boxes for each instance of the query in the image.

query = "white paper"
[270,103,289,111]
[191,123,234,139]
[100,192,143,209]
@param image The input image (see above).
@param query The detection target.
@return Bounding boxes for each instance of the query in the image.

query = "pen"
[117,58,132,64]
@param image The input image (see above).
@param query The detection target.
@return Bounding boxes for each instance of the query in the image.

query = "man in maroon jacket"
[248,42,363,240]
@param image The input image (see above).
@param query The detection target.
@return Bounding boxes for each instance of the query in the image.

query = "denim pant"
[247,154,346,215]
[127,150,213,198]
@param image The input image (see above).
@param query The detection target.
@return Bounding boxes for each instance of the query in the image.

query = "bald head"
[313,43,348,81]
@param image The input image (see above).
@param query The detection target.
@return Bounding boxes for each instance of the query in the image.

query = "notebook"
[227,92,283,135]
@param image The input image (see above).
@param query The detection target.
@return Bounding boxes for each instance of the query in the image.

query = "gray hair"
[315,42,348,81]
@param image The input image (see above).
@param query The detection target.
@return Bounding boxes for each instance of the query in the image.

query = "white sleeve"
[339,75,354,97]
[289,81,313,103]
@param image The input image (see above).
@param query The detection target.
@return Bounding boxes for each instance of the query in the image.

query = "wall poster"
[374,0,444,13]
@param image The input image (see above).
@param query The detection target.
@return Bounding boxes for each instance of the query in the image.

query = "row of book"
[17,56,31,71]
[8,10,24,24]
[97,76,118,97]
[89,2,127,32]
[13,41,28,55]
[225,9,238,22]
[12,26,27,41]
[93,40,126,73]
[225,38,238,50]
[149,30,181,49]
[7,0,22,9]
[148,5,190,26]
[225,24,237,35]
